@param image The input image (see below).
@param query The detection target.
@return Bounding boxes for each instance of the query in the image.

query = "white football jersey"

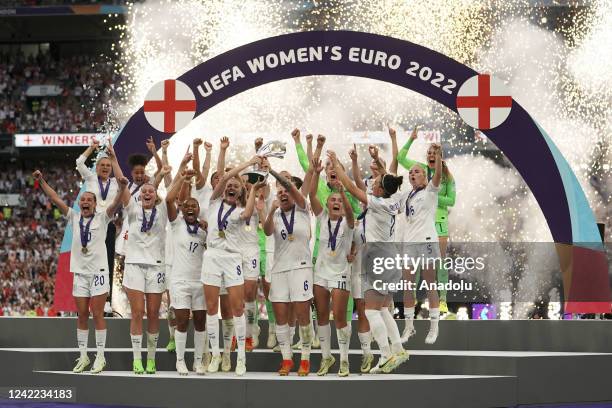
[314,212,353,280]
[170,214,207,281]
[235,212,260,260]
[403,181,440,242]
[76,155,119,213]
[67,208,111,275]
[263,190,276,253]
[364,190,409,243]
[270,204,312,273]
[194,184,213,214]
[206,196,245,254]
[124,199,168,265]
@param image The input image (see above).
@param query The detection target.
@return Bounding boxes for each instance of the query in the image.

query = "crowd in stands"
[0,160,80,316]
[0,51,120,134]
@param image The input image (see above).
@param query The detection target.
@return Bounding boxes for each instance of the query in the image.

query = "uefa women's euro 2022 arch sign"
[56,31,609,312]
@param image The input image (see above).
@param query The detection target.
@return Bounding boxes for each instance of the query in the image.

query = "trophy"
[243,140,286,183]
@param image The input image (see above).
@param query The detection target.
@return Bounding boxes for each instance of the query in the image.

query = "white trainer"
[221,352,232,372]
[176,359,189,376]
[72,355,90,373]
[207,354,222,373]
[90,355,106,374]
[235,357,246,376]
[425,326,439,344]
[369,355,392,374]
[193,359,206,375]
[400,326,416,344]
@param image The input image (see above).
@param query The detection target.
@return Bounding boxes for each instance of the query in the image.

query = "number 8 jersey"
[170,214,207,281]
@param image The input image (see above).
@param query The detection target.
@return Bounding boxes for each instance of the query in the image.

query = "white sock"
[381,308,403,353]
[175,330,187,362]
[194,330,206,363]
[146,332,159,361]
[245,301,256,338]
[168,319,176,340]
[234,314,246,359]
[404,307,415,331]
[364,309,391,358]
[289,325,296,343]
[430,308,440,331]
[358,331,372,355]
[276,324,292,360]
[207,314,220,356]
[203,330,209,356]
[299,323,312,360]
[222,318,234,354]
[95,329,106,359]
[336,325,351,362]
[130,334,142,360]
[318,323,332,359]
[77,328,88,359]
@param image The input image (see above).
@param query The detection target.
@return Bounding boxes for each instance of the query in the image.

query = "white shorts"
[165,264,172,286]
[243,253,260,281]
[201,248,244,288]
[72,272,109,298]
[170,280,206,311]
[123,264,166,293]
[403,242,442,267]
[314,273,350,292]
[270,267,313,303]
[350,268,363,299]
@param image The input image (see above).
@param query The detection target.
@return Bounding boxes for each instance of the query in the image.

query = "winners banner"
[15,133,102,148]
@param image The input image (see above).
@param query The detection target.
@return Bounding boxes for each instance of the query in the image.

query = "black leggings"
[105,222,116,301]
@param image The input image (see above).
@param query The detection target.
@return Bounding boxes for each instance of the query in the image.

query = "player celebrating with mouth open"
[33,170,127,374]
[202,155,264,377]
[308,158,355,377]
[166,169,208,375]
[402,146,444,344]
[329,149,410,374]
[121,166,172,375]
[263,166,314,376]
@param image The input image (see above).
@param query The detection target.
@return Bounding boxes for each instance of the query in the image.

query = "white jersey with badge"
[363,177,374,195]
[76,155,119,214]
[124,199,168,265]
[116,190,141,256]
[194,185,213,214]
[314,212,352,280]
[403,181,440,242]
[206,196,245,254]
[170,215,207,281]
[67,208,111,275]
[271,204,312,274]
[235,212,260,260]
[364,190,409,243]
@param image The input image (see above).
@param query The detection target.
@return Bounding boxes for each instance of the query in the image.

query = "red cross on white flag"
[144,79,197,134]
[456,74,512,130]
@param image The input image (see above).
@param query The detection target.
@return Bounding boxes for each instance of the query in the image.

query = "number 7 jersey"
[170,214,207,281]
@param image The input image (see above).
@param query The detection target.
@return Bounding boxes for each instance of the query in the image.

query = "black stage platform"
[1,318,612,408]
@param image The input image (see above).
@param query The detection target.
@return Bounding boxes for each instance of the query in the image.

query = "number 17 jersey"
[170,214,207,281]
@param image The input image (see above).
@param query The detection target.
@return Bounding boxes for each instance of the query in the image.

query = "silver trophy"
[256,140,286,159]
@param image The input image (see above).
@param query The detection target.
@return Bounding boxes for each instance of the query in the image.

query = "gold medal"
[245,225,252,232]
[288,234,294,241]
[218,230,226,238]
[81,247,88,254]
[99,200,107,207]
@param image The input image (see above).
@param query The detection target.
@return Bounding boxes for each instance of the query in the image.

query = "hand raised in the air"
[181,150,193,165]
[311,157,323,174]
[161,165,172,176]
[193,138,203,147]
[32,170,43,180]
[316,134,326,148]
[388,125,397,139]
[220,136,230,150]
[146,136,157,154]
[204,141,213,152]
[349,143,358,162]
[117,176,129,189]
[326,150,338,165]
[305,134,313,143]
[368,145,379,160]
[161,139,170,151]
[409,125,419,141]
[254,137,263,152]
[91,138,100,150]
[106,137,116,159]
[290,128,300,143]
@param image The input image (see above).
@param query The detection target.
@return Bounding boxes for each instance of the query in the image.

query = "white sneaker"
[176,359,189,375]
[369,355,392,374]
[193,359,206,375]
[235,357,246,376]
[384,350,410,373]
[90,355,106,374]
[203,352,212,368]
[425,326,439,344]
[400,326,416,343]
[267,324,277,348]
[72,355,90,373]
[207,354,222,373]
[221,352,232,372]
[252,324,260,349]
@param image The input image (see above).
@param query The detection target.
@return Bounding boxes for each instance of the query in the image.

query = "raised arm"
[146,136,163,175]
[106,176,128,218]
[211,156,261,201]
[269,168,306,210]
[309,158,324,216]
[241,181,267,221]
[397,125,426,170]
[199,141,212,189]
[76,139,99,179]
[305,133,313,163]
[301,159,313,197]
[263,199,278,236]
[32,170,69,216]
[388,126,399,174]
[313,134,325,161]
[369,145,386,175]
[191,138,208,189]
[432,148,442,188]
[327,151,367,205]
[161,139,172,188]
[349,144,367,192]
[339,185,355,229]
[291,129,309,172]
[106,138,125,180]
[153,165,172,189]
[166,169,192,222]
[217,136,229,178]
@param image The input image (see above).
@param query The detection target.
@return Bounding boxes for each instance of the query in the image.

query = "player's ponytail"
[381,174,403,197]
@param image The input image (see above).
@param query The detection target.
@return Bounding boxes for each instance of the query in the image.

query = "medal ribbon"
[98,177,111,200]
[129,181,142,197]
[280,205,296,237]
[406,187,425,215]
[79,215,93,249]
[186,219,199,235]
[217,201,236,233]
[141,206,157,233]
[328,216,343,252]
